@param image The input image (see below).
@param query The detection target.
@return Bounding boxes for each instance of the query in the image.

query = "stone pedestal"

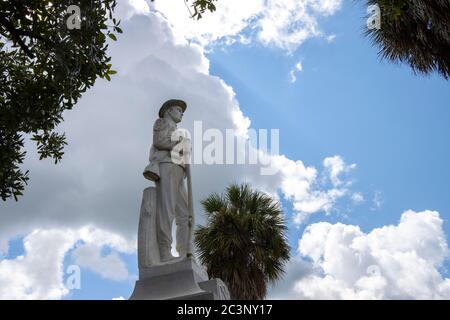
[129,257,230,300]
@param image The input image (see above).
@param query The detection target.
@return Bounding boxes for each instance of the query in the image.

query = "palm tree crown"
[195,183,290,300]
[366,0,450,79]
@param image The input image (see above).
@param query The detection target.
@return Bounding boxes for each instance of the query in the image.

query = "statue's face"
[168,105,184,123]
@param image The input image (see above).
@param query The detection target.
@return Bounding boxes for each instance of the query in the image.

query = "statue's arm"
[153,119,179,151]
[153,134,178,151]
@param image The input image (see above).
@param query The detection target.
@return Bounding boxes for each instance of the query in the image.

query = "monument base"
[129,257,230,300]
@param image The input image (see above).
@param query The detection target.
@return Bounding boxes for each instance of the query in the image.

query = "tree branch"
[0,14,34,58]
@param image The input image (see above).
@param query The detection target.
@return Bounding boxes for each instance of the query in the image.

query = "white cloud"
[311,0,343,16]
[0,229,75,299]
[152,0,265,46]
[269,155,357,225]
[0,3,355,298]
[289,61,303,83]
[371,190,384,211]
[323,155,356,187]
[151,0,343,52]
[325,34,336,43]
[0,226,133,299]
[77,226,135,254]
[117,0,150,20]
[257,0,317,52]
[257,0,343,51]
[72,244,129,281]
[351,192,364,204]
[270,210,450,299]
[1,9,355,251]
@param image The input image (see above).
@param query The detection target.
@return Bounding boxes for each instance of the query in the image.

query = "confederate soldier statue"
[130,99,231,300]
[142,99,193,264]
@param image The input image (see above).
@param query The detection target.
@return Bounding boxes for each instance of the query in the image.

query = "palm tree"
[195,183,290,300]
[366,0,450,79]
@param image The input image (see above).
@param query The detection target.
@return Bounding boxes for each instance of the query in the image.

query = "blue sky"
[209,1,450,294]
[209,0,450,236]
[1,0,450,299]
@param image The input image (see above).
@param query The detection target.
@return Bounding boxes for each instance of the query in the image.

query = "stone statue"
[140,99,193,266]
[130,99,230,300]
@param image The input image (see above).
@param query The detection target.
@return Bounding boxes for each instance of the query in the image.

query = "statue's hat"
[158,99,187,118]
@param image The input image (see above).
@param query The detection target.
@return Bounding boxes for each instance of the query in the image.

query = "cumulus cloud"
[117,0,150,20]
[1,8,355,250]
[323,155,356,187]
[72,244,129,281]
[269,155,357,225]
[0,229,75,299]
[152,0,264,46]
[270,210,450,299]
[152,0,343,51]
[5,0,440,303]
[0,226,134,299]
[0,2,355,298]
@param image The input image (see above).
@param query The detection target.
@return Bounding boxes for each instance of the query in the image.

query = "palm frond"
[195,183,290,299]
[365,0,450,79]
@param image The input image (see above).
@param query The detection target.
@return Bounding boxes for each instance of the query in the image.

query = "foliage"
[195,183,290,300]
[366,0,450,79]
[0,0,121,200]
